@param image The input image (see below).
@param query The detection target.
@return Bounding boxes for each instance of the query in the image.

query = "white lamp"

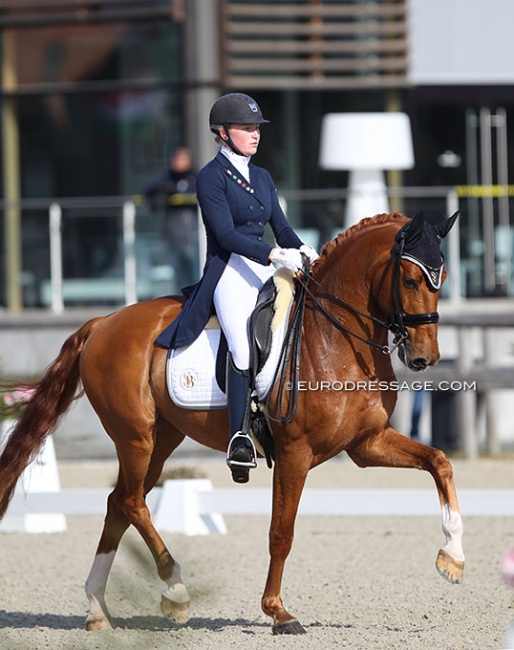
[319,112,414,227]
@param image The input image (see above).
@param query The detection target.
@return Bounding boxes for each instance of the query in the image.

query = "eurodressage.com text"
[287,380,477,392]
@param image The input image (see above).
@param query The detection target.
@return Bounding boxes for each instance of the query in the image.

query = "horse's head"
[372,211,458,371]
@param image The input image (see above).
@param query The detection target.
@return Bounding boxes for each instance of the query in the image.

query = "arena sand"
[0,455,513,650]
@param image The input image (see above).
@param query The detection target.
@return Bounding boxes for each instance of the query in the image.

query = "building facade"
[1,0,514,309]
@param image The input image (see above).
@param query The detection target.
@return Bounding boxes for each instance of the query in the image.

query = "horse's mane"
[315,211,407,273]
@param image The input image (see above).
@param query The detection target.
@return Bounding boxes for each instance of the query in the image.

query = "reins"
[269,232,440,425]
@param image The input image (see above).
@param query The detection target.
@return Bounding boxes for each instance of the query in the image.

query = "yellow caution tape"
[454,185,514,198]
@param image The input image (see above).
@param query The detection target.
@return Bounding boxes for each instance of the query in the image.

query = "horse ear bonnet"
[391,212,459,290]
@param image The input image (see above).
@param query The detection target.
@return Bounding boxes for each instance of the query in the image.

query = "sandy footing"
[0,454,513,649]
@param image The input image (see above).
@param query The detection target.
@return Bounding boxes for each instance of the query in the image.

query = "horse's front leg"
[261,443,312,635]
[347,425,464,583]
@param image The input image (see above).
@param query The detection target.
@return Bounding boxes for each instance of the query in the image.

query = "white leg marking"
[85,551,116,623]
[162,561,190,604]
[441,505,465,562]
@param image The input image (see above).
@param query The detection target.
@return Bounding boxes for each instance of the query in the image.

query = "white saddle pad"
[166,269,295,410]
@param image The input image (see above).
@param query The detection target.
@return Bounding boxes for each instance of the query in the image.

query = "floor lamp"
[319,112,414,228]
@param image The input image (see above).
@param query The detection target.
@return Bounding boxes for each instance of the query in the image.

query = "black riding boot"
[226,354,257,484]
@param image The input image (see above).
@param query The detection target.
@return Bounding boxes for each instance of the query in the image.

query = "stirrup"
[226,432,257,468]
[226,432,257,484]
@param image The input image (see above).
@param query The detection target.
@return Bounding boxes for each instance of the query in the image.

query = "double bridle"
[269,233,441,424]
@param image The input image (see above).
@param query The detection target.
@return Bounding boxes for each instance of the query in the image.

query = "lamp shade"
[319,112,414,170]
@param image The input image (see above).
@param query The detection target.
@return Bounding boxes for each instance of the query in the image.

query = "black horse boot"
[225,354,257,484]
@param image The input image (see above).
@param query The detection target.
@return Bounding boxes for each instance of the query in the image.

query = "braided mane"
[314,211,407,273]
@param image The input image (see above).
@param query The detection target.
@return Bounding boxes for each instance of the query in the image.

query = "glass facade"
[1,11,186,307]
[1,3,514,308]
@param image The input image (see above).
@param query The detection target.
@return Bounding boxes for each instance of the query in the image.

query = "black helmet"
[209,93,269,133]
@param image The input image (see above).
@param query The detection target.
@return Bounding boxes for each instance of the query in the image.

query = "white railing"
[5,479,514,536]
[41,188,462,313]
[47,200,138,314]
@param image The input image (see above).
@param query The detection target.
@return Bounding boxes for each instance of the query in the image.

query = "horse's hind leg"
[85,421,187,630]
[347,425,464,583]
[85,486,129,630]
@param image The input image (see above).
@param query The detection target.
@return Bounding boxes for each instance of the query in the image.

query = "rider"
[156,92,318,483]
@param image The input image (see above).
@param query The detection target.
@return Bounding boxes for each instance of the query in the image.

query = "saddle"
[166,268,296,466]
[249,276,277,386]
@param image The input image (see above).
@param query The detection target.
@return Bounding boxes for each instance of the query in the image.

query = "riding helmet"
[209,93,270,133]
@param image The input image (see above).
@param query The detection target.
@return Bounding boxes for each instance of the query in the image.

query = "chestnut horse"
[0,212,464,635]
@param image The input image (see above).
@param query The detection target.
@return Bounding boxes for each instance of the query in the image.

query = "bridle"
[371,227,440,346]
[269,232,441,424]
[303,227,440,355]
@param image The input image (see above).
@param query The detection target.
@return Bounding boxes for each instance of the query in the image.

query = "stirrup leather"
[226,432,257,468]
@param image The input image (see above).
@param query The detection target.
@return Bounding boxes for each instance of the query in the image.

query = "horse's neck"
[306,236,391,372]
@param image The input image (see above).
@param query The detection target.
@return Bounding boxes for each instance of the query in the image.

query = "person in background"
[156,93,319,483]
[144,147,198,290]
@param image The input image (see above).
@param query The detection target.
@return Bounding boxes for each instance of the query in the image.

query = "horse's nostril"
[412,358,428,370]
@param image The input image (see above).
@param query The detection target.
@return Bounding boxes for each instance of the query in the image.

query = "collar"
[221,146,251,182]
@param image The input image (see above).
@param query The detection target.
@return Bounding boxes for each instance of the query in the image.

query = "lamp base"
[345,169,390,228]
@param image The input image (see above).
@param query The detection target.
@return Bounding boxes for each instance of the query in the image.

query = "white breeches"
[214,253,275,371]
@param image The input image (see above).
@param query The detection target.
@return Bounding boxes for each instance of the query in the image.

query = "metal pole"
[49,203,63,314]
[1,30,22,311]
[446,190,461,302]
[123,200,137,305]
[495,107,510,294]
[184,0,219,168]
[465,108,480,245]
[456,326,477,459]
[483,328,499,456]
[480,107,495,295]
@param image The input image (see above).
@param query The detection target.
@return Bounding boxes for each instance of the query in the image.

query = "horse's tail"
[0,317,103,520]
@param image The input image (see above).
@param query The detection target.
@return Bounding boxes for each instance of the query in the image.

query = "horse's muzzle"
[398,343,439,372]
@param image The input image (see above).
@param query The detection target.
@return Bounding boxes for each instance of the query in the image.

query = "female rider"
[156,93,318,482]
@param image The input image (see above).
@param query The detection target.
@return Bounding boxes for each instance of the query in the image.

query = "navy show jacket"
[155,151,303,349]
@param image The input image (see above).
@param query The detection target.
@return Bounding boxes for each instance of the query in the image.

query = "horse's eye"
[404,277,419,289]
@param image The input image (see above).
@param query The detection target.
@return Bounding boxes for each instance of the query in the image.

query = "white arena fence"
[2,422,514,535]
[4,479,514,536]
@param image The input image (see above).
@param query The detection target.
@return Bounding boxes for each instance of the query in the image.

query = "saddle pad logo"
[180,369,197,391]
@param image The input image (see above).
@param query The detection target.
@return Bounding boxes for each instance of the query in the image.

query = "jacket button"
[258,221,263,226]
[260,205,265,211]
[257,236,262,241]
[246,220,252,226]
[249,205,254,211]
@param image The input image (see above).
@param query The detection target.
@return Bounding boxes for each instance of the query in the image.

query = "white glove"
[269,247,303,272]
[300,244,320,264]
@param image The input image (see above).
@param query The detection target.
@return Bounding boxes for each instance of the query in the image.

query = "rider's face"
[222,124,261,156]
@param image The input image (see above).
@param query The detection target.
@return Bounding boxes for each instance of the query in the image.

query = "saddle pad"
[167,319,226,410]
[166,270,295,410]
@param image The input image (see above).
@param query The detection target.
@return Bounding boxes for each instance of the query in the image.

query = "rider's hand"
[300,244,320,265]
[269,247,303,272]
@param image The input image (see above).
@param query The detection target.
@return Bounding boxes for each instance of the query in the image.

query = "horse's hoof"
[436,549,464,584]
[272,620,306,635]
[85,616,113,631]
[161,594,190,624]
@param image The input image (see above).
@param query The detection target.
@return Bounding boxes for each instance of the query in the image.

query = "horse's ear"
[433,211,459,240]
[404,212,425,244]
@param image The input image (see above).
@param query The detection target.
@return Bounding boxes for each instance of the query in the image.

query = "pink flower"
[502,548,514,588]
[3,388,36,406]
